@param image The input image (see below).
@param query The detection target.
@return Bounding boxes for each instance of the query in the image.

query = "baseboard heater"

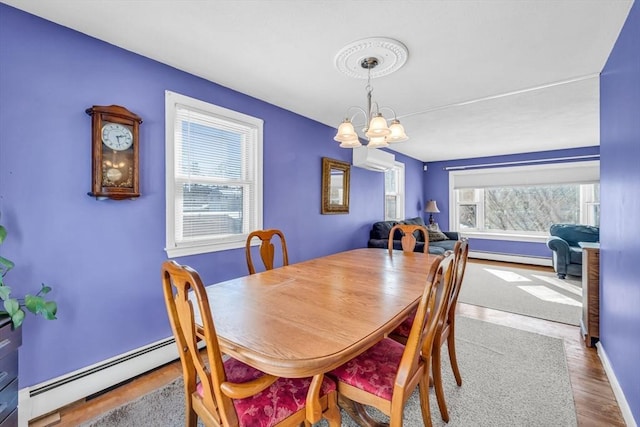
[468,250,552,267]
[19,336,179,425]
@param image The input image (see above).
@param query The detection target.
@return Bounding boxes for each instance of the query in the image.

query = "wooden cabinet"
[579,242,600,347]
[0,317,20,427]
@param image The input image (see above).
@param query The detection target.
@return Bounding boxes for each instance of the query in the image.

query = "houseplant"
[0,223,57,328]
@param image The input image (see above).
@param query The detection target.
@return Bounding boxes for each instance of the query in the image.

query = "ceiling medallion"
[334,37,409,80]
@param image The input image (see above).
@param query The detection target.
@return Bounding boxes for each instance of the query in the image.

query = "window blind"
[450,160,599,189]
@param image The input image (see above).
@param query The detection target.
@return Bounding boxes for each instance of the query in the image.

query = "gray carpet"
[458,262,582,325]
[81,317,577,426]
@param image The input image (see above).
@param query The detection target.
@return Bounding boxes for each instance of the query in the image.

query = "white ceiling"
[2,0,633,162]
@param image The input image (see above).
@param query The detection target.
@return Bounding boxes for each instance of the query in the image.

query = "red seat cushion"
[329,338,405,401]
[196,357,336,427]
[393,311,415,338]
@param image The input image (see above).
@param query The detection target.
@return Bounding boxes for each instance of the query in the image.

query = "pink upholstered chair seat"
[196,357,336,427]
[329,338,405,401]
[393,308,417,338]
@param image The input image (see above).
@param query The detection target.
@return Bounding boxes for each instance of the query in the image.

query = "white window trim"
[457,231,549,243]
[385,161,405,221]
[448,160,599,242]
[165,91,263,258]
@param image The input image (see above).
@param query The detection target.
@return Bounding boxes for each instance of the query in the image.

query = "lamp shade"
[339,136,362,148]
[387,119,408,143]
[367,135,389,148]
[365,114,391,138]
[425,200,440,213]
[334,119,357,142]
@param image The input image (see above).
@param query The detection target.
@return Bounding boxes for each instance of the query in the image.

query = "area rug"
[458,261,582,325]
[81,317,577,427]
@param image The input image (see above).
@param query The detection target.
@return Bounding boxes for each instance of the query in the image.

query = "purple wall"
[424,146,600,258]
[0,5,424,387]
[600,0,640,422]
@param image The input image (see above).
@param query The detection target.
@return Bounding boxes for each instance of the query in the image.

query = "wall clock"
[86,105,143,200]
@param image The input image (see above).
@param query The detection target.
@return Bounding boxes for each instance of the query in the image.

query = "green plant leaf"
[38,284,52,295]
[24,294,45,315]
[43,301,57,320]
[3,298,19,316]
[0,284,10,299]
[0,256,14,275]
[11,308,25,328]
[0,225,6,244]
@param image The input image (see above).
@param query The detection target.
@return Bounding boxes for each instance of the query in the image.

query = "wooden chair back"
[245,229,289,274]
[399,252,454,390]
[444,239,470,336]
[385,253,454,425]
[432,239,470,422]
[162,260,238,426]
[387,224,429,255]
[163,261,283,426]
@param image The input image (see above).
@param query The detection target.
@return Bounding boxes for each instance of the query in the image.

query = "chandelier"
[333,38,409,149]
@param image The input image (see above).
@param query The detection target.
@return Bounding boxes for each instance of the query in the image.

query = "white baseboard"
[468,250,552,267]
[597,341,638,427]
[19,336,179,426]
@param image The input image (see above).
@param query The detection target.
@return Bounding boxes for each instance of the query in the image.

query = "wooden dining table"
[194,247,441,424]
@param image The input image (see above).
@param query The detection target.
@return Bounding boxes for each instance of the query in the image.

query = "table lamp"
[425,200,440,225]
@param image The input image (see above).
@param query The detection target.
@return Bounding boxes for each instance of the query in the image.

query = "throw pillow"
[428,229,449,242]
[426,223,441,232]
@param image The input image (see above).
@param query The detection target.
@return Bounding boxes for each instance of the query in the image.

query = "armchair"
[546,224,599,279]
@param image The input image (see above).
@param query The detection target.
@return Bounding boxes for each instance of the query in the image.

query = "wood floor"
[30,260,626,427]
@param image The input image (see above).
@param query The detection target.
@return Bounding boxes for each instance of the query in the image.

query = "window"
[450,161,599,241]
[384,162,405,220]
[165,91,263,257]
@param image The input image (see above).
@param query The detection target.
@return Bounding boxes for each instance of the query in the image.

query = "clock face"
[101,122,133,151]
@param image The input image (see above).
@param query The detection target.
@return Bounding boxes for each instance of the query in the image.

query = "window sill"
[458,231,548,244]
[165,238,245,258]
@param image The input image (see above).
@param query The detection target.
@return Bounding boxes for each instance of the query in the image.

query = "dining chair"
[388,239,470,423]
[161,260,341,427]
[329,253,454,427]
[387,224,429,255]
[245,229,289,274]
[431,239,469,422]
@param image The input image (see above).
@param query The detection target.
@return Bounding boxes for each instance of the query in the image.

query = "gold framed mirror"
[321,157,350,214]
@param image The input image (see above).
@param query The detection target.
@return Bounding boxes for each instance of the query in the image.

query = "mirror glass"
[321,157,350,214]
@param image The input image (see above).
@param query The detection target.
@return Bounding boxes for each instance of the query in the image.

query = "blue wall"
[424,146,600,258]
[0,5,424,387]
[600,0,640,422]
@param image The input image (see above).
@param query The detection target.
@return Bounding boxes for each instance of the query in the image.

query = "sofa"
[546,223,599,279]
[368,217,460,255]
